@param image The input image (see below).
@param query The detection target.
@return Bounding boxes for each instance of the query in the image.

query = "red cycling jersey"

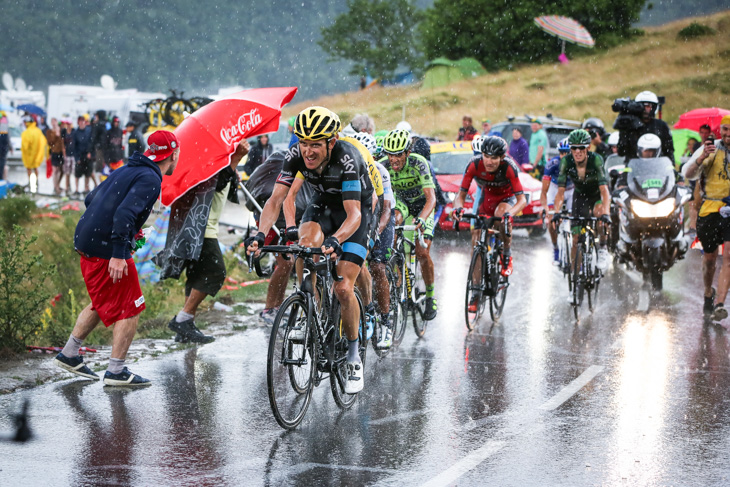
[460,155,524,216]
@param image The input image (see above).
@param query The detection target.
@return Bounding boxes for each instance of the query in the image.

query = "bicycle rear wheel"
[586,246,599,313]
[330,290,367,409]
[561,232,572,292]
[465,248,486,330]
[489,250,509,321]
[412,256,427,338]
[267,293,316,430]
[572,244,585,320]
[390,253,408,347]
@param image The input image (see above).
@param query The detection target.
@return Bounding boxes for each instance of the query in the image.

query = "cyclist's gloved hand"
[415,217,426,229]
[452,207,465,221]
[502,212,512,222]
[551,213,562,224]
[244,232,266,253]
[599,214,611,225]
[323,236,343,257]
[285,226,299,243]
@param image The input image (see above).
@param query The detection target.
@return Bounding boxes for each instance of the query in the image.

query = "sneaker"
[424,297,438,321]
[168,316,215,344]
[703,288,716,316]
[596,248,609,271]
[712,303,728,322]
[103,367,151,387]
[55,353,100,380]
[174,333,190,343]
[259,307,278,326]
[344,360,364,394]
[500,255,513,277]
[468,296,479,313]
[553,247,560,264]
[376,325,392,349]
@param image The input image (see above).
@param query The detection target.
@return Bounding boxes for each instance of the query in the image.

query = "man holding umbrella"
[246,106,374,394]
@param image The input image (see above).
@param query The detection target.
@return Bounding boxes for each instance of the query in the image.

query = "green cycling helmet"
[568,129,591,146]
[383,129,412,154]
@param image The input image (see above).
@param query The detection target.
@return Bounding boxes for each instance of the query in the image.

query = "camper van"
[47,85,164,126]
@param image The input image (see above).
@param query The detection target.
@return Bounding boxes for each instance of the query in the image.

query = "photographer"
[613,91,674,164]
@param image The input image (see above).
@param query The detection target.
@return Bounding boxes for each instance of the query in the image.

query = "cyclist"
[379,128,439,320]
[352,131,397,348]
[246,106,374,394]
[540,137,573,263]
[552,129,611,272]
[451,136,527,295]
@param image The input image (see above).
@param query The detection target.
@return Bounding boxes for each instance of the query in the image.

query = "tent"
[421,58,487,90]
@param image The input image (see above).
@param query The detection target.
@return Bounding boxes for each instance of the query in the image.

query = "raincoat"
[21,121,48,169]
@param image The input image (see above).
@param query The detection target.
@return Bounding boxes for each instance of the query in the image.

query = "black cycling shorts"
[572,191,602,219]
[697,212,730,254]
[301,196,372,267]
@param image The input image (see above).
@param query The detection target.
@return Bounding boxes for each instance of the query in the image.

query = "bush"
[0,196,35,231]
[678,22,716,40]
[0,226,56,353]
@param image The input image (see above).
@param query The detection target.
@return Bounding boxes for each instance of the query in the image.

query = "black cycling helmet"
[481,136,508,156]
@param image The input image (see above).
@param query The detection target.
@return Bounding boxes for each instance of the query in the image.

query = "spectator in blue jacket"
[509,127,530,170]
[72,116,97,196]
[54,130,180,387]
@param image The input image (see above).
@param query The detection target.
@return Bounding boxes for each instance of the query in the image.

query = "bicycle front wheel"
[390,253,408,347]
[330,290,367,409]
[586,246,599,313]
[465,248,486,330]
[267,293,316,430]
[490,251,508,321]
[572,244,585,320]
[412,256,428,338]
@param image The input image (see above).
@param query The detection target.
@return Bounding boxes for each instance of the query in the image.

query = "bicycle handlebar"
[256,245,343,281]
[394,225,426,248]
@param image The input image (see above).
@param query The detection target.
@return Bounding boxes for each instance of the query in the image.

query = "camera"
[611,97,644,131]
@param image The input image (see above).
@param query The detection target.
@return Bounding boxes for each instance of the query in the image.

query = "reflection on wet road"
[2,233,730,486]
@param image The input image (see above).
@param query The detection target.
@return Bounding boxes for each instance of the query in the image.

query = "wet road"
[2,232,730,486]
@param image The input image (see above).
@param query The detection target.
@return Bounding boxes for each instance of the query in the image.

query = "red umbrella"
[673,107,730,138]
[161,86,298,206]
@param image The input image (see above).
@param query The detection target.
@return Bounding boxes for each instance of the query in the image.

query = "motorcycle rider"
[617,91,674,164]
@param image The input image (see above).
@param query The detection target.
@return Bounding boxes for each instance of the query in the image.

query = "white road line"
[417,441,506,487]
[538,365,605,411]
[369,409,431,426]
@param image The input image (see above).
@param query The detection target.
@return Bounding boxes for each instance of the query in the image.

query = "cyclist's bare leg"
[296,221,324,290]
[414,239,435,287]
[265,253,294,310]
[356,265,373,306]
[495,202,514,254]
[335,260,363,341]
[592,203,608,246]
[371,261,390,314]
[704,250,718,298]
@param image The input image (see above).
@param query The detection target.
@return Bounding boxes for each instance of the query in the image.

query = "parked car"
[429,141,546,235]
[7,125,22,163]
[490,115,580,162]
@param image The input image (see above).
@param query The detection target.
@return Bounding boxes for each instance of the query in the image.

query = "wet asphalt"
[2,226,730,486]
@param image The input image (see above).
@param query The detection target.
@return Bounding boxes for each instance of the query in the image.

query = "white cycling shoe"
[376,325,392,349]
[596,248,609,271]
[344,360,364,394]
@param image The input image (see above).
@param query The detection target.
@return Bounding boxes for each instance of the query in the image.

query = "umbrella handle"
[238,182,280,237]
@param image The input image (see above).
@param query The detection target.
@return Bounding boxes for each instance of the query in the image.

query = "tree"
[319,0,424,80]
[420,0,647,71]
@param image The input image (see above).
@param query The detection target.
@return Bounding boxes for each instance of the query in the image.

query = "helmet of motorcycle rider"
[481,136,508,156]
[558,137,570,153]
[582,117,605,133]
[471,135,483,154]
[637,133,662,158]
[568,129,591,147]
[607,131,620,147]
[351,131,378,156]
[635,91,659,116]
[395,121,412,133]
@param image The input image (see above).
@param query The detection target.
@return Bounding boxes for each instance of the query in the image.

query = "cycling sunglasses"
[570,145,588,151]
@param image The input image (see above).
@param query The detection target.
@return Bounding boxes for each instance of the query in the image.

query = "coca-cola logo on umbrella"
[220,108,263,145]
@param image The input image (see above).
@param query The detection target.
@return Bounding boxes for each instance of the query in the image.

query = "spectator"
[156,141,250,343]
[683,115,730,320]
[91,110,108,173]
[125,121,145,161]
[682,124,716,236]
[481,119,492,136]
[509,127,529,169]
[45,118,66,195]
[72,115,96,195]
[0,111,10,180]
[457,115,478,141]
[287,115,298,148]
[60,118,75,194]
[53,130,181,387]
[350,113,375,134]
[529,118,549,174]
[20,115,47,191]
[243,134,273,176]
[103,116,125,176]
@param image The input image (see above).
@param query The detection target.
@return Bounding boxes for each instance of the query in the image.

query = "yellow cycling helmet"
[294,106,340,141]
[383,129,412,154]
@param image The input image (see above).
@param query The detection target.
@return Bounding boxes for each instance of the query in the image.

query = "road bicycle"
[390,224,428,343]
[366,241,404,358]
[253,245,367,430]
[559,214,603,320]
[461,214,510,329]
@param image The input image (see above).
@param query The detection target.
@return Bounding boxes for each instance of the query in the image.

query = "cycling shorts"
[476,194,517,220]
[571,191,602,233]
[370,210,395,263]
[395,200,435,240]
[301,196,372,267]
[547,183,574,212]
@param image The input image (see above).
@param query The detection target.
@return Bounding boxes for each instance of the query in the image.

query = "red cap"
[144,130,179,161]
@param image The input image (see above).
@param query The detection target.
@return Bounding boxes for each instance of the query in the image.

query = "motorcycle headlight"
[631,199,675,218]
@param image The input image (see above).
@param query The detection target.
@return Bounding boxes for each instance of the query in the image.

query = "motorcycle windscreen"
[626,157,676,203]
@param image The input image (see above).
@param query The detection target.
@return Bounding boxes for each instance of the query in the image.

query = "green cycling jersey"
[557,151,607,196]
[379,153,435,210]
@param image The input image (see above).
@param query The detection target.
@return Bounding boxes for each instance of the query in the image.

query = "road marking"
[417,441,505,487]
[538,365,604,411]
[369,409,432,426]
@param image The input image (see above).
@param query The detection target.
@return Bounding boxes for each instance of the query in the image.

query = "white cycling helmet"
[395,120,412,133]
[607,131,619,146]
[351,131,378,156]
[471,135,483,154]
[635,91,659,105]
[637,133,661,158]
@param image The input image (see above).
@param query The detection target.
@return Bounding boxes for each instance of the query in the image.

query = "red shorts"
[80,255,146,326]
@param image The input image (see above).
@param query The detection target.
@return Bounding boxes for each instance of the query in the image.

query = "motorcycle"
[611,156,691,291]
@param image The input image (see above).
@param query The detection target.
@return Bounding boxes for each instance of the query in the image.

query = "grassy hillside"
[284,11,730,139]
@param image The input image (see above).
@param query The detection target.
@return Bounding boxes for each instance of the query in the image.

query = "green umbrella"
[672,128,701,167]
